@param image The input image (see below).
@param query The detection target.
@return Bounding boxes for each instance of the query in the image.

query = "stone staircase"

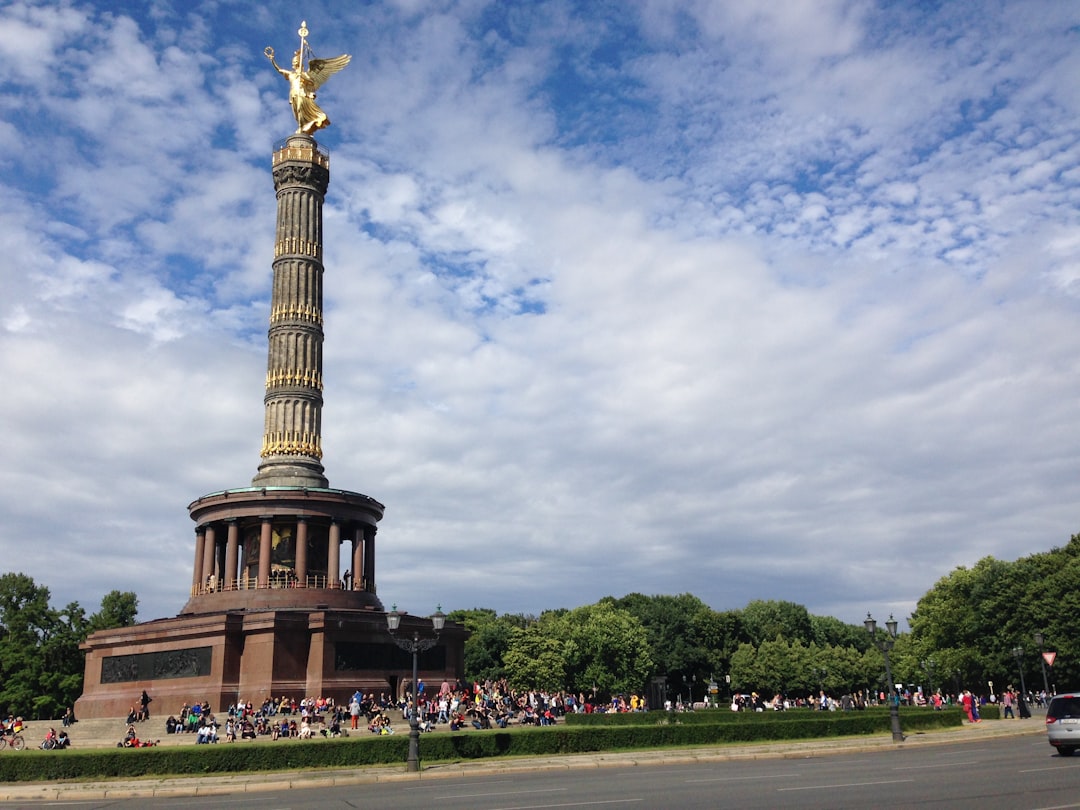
[30,716,190,750]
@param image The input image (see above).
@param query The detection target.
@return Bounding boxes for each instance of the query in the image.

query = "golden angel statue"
[265,22,351,135]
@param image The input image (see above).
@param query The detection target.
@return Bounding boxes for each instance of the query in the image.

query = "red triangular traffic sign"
[1043,651,1057,667]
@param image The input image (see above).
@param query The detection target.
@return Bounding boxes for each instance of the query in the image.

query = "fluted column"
[253,134,330,488]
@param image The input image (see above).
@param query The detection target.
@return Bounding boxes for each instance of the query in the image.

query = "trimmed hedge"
[0,709,964,784]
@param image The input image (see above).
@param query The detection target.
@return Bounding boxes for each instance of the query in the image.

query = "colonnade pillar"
[296,518,308,587]
[258,518,272,588]
[328,521,341,588]
[192,528,206,591]
[363,526,376,593]
[224,520,239,590]
[202,525,217,590]
[352,527,363,590]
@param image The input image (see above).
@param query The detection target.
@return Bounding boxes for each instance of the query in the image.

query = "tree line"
[0,572,138,719]
[451,535,1079,703]
[2,535,1076,718]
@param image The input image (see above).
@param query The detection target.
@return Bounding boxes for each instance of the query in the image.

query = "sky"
[1,0,1079,630]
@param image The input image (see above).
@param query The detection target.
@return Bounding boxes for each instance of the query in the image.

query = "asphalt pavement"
[0,715,1048,803]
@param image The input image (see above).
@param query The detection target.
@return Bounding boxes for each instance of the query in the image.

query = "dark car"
[1045,692,1080,756]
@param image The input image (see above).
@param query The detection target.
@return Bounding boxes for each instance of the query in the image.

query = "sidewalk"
[0,717,1047,802]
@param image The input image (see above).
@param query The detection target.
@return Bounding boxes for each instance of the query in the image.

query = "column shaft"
[258,519,273,588]
[328,521,341,588]
[363,526,376,593]
[296,519,308,587]
[224,521,239,590]
[192,529,205,592]
[352,526,363,590]
[202,525,217,592]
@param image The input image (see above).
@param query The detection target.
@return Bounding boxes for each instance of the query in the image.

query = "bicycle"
[0,731,26,751]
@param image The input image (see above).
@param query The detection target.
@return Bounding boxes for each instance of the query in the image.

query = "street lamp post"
[1034,632,1051,701]
[865,612,904,742]
[386,604,445,772]
[1011,646,1031,718]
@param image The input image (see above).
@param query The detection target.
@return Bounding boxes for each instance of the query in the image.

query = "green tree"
[87,590,139,633]
[447,607,513,682]
[604,593,717,700]
[811,614,869,651]
[0,573,66,718]
[502,625,566,692]
[553,602,653,699]
[729,641,760,696]
[0,574,140,719]
[740,600,814,647]
[909,536,1080,693]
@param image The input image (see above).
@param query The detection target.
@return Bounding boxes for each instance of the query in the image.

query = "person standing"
[349,695,361,730]
[140,690,152,721]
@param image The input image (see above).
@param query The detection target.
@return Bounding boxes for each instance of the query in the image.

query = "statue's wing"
[308,54,352,90]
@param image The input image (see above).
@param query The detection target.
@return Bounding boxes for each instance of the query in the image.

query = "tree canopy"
[0,574,138,719]
[907,534,1080,694]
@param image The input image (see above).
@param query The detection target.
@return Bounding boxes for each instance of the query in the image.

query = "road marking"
[1020,765,1080,773]
[434,788,567,800]
[407,779,517,791]
[482,801,641,810]
[686,773,802,783]
[892,759,980,770]
[779,778,915,791]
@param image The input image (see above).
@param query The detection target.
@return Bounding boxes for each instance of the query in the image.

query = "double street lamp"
[865,613,904,742]
[1034,632,1051,700]
[386,604,445,772]
[1011,645,1031,718]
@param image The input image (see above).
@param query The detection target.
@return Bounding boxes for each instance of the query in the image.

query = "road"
[10,734,1077,809]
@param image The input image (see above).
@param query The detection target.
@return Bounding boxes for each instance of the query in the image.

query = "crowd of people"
[345,679,649,734]
[132,680,649,746]
[158,694,351,743]
[723,685,1051,720]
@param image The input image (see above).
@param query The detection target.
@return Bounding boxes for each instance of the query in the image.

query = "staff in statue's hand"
[265,42,350,135]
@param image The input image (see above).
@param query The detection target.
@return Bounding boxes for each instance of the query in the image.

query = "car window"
[1048,697,1080,719]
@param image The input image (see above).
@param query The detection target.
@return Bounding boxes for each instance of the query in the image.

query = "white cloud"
[1,0,1079,631]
